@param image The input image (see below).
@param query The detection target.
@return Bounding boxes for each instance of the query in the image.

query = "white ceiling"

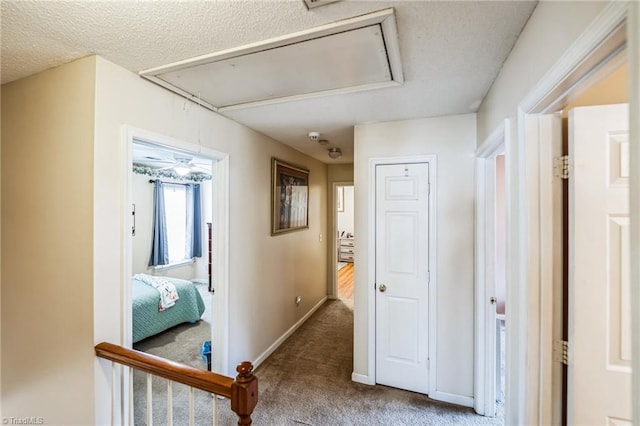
[1,0,537,164]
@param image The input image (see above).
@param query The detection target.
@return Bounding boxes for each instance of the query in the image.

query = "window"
[163,184,189,263]
[148,180,202,269]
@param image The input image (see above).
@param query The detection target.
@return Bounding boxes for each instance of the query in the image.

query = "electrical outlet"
[295,296,302,306]
[319,233,323,242]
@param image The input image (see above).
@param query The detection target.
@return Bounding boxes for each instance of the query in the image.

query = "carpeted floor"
[133,296,504,425]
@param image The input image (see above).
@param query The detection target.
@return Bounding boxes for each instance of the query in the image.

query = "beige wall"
[327,164,354,184]
[1,57,96,424]
[564,63,628,116]
[353,113,477,400]
[92,56,328,422]
[1,54,329,424]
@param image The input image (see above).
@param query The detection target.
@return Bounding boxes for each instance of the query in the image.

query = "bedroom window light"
[163,184,189,264]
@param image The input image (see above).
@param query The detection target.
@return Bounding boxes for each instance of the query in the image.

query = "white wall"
[353,114,476,400]
[477,1,608,142]
[1,57,97,425]
[337,186,354,236]
[92,56,328,422]
[131,172,212,281]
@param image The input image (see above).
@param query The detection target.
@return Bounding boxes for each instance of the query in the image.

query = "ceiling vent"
[140,8,403,112]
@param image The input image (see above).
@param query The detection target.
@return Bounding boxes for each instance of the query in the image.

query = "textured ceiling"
[1,0,537,164]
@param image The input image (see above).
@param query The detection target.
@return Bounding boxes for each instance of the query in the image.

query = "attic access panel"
[140,8,403,112]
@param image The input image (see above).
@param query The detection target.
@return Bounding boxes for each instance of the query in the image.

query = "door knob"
[378,283,387,293]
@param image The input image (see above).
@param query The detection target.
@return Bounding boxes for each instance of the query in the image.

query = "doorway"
[543,63,630,424]
[517,24,632,422]
[372,159,436,395]
[336,184,355,301]
[122,127,231,378]
[130,140,214,357]
[474,121,507,418]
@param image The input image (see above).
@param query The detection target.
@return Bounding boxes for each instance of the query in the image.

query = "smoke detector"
[308,131,320,142]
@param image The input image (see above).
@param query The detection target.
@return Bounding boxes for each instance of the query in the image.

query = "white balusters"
[188,387,195,426]
[212,394,219,426]
[146,373,153,426]
[166,381,173,426]
[129,367,134,425]
[111,363,116,426]
[95,342,256,425]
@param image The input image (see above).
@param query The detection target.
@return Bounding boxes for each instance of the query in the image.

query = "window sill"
[153,258,195,271]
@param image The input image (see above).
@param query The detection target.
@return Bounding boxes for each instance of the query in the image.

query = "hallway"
[215,299,503,425]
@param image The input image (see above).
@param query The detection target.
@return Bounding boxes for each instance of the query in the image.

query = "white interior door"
[375,162,430,393]
[568,103,631,425]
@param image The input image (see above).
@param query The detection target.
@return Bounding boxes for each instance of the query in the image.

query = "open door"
[568,103,631,424]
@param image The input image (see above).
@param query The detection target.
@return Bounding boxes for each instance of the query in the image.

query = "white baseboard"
[351,372,374,385]
[252,296,328,369]
[431,390,474,408]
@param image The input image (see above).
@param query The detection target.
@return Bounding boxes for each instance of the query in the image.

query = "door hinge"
[131,203,136,236]
[554,155,572,179]
[554,339,569,365]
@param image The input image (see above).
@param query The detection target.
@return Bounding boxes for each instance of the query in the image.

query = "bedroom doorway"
[123,127,231,380]
[474,120,507,418]
[335,183,354,302]
[130,140,214,367]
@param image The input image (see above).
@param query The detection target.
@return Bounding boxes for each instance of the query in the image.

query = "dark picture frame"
[271,158,310,235]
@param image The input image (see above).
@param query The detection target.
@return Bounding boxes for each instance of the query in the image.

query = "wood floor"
[337,262,354,300]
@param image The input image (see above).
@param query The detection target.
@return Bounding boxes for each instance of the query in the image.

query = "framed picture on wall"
[271,158,309,235]
[337,186,344,212]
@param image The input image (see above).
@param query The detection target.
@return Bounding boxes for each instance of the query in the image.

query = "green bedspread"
[132,276,206,343]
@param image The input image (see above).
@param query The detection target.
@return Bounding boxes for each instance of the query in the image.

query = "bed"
[132,275,206,343]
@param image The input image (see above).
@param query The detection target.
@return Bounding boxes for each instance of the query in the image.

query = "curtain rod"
[148,179,193,186]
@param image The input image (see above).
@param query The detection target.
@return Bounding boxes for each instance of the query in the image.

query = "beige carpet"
[134,297,504,425]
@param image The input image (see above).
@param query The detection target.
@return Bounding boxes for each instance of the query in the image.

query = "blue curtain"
[186,183,202,258]
[148,179,169,266]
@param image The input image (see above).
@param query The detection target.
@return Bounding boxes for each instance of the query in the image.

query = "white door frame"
[474,119,508,416]
[508,2,640,423]
[122,126,231,376]
[629,4,640,424]
[331,181,353,298]
[365,155,438,397]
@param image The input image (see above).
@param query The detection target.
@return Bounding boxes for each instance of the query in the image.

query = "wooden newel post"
[230,361,258,425]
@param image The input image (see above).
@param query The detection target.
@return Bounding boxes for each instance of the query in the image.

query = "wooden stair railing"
[95,342,258,425]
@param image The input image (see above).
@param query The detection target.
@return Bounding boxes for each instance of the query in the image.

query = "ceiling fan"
[141,153,211,176]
